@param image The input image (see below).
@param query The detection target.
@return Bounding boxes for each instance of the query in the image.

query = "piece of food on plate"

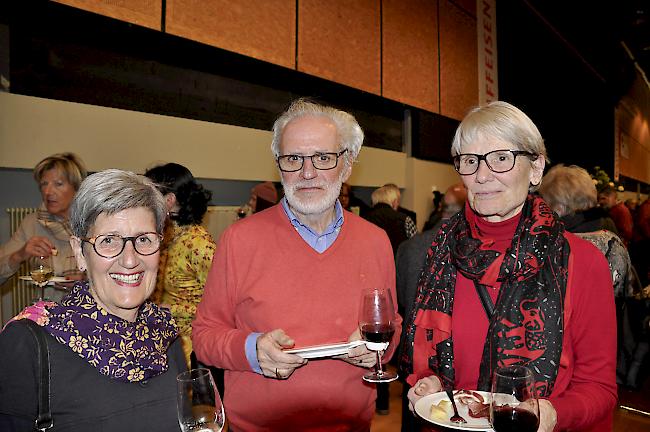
[454,390,490,418]
[429,399,451,421]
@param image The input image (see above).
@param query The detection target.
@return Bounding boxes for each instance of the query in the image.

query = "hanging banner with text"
[478,0,498,104]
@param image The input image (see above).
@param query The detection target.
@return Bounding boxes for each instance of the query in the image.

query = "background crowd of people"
[0,99,649,431]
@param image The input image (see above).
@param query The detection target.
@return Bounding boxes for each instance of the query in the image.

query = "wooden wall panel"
[52,0,162,30]
[166,0,296,69]
[382,0,438,113]
[298,0,380,95]
[439,0,478,120]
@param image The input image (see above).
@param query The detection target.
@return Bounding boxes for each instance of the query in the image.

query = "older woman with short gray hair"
[0,169,185,432]
[403,102,617,432]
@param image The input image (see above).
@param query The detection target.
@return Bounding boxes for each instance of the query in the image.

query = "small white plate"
[19,275,70,285]
[414,390,493,431]
[283,340,370,359]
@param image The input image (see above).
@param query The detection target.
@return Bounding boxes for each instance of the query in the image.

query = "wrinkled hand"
[407,375,442,412]
[333,328,377,368]
[537,399,557,432]
[21,236,56,260]
[256,329,307,380]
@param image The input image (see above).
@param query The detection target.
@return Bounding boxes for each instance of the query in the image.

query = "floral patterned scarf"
[400,195,569,397]
[9,281,178,383]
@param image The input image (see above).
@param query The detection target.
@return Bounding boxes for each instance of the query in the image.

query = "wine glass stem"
[375,351,384,376]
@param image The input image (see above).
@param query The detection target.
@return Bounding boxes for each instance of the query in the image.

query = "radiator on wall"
[3,208,37,323]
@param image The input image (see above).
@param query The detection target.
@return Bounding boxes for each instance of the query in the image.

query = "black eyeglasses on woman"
[453,149,538,176]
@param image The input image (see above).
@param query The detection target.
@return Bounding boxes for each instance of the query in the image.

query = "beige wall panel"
[403,157,460,231]
[53,0,162,30]
[439,0,478,120]
[0,93,405,188]
[166,0,296,69]
[0,93,278,181]
[298,0,380,94]
[382,0,438,112]
[348,148,406,188]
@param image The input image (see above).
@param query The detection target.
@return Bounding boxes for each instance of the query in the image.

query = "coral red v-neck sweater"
[193,204,400,431]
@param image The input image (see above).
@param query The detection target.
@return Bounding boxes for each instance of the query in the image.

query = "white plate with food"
[414,390,493,431]
[19,275,70,285]
[283,340,372,359]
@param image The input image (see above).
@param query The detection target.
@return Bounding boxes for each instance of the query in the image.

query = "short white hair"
[271,98,364,166]
[371,185,399,207]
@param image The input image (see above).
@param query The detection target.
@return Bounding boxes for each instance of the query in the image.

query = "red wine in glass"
[358,287,398,383]
[491,406,539,432]
[360,323,395,343]
[490,365,540,432]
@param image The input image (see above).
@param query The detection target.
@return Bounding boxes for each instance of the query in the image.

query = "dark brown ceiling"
[527,0,650,93]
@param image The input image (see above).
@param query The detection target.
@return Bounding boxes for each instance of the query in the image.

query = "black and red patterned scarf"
[400,195,569,397]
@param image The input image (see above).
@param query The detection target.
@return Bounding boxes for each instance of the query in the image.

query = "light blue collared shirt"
[244,198,346,373]
[281,197,344,252]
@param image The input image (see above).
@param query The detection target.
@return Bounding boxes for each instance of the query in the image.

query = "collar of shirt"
[281,197,344,253]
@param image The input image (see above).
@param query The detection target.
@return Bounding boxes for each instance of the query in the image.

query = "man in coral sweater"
[193,99,401,431]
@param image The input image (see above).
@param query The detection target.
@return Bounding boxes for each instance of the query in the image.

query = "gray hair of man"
[451,101,548,191]
[538,164,598,218]
[69,169,167,238]
[371,185,400,208]
[271,98,364,166]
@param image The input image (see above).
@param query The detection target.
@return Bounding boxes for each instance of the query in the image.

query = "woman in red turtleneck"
[400,102,616,432]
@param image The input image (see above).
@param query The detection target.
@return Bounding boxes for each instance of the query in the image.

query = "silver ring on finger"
[275,368,281,379]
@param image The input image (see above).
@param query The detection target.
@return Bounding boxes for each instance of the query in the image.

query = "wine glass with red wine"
[490,365,540,432]
[358,287,398,383]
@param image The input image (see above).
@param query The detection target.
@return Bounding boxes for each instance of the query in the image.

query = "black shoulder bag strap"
[473,282,495,318]
[23,320,53,431]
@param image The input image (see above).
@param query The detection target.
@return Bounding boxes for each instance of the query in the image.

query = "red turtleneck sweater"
[451,214,616,432]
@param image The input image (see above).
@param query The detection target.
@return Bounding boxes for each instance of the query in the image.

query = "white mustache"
[287,183,327,190]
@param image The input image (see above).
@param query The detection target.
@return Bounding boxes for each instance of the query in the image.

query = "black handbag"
[22,320,53,431]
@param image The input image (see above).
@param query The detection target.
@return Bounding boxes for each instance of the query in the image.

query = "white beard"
[282,174,345,216]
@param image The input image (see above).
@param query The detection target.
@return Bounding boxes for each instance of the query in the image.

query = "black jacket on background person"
[364,203,409,256]
[560,207,619,234]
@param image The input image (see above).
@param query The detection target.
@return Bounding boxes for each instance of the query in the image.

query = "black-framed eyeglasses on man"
[81,232,163,258]
[277,149,348,172]
[453,149,538,176]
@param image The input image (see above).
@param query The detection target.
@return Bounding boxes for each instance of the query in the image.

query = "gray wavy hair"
[69,169,167,238]
[538,164,597,217]
[271,98,364,166]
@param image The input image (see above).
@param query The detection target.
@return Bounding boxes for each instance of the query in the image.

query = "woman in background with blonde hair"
[0,152,87,301]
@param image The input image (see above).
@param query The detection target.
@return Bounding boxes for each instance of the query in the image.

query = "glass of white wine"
[177,368,225,432]
[30,255,54,302]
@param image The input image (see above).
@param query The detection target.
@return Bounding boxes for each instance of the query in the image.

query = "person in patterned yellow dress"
[145,163,216,365]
